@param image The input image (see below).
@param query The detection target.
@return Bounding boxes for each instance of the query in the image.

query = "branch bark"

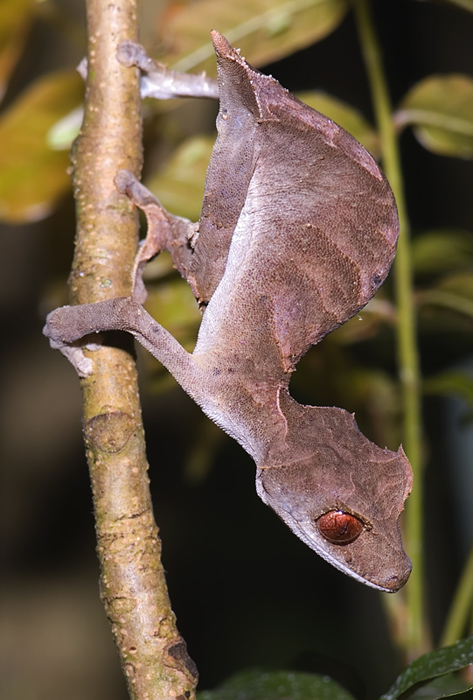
[70,0,198,697]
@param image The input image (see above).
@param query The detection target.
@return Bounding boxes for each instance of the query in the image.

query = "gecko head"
[255,441,412,592]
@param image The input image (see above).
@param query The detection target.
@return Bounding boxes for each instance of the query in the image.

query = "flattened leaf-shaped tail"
[194,32,399,374]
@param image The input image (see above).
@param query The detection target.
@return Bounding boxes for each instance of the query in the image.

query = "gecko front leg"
[44,171,199,378]
[114,170,199,303]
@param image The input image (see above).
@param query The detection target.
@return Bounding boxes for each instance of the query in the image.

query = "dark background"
[1,1,473,699]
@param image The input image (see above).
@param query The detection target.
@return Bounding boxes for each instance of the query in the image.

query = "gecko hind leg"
[117,40,219,101]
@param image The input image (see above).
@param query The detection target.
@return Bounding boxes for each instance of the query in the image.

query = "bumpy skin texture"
[45,32,413,592]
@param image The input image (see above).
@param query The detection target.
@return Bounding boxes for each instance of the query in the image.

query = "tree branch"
[70,0,198,697]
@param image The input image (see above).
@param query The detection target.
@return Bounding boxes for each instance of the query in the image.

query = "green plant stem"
[441,541,473,647]
[352,0,427,657]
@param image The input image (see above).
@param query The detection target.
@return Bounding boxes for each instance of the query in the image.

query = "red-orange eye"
[316,510,364,545]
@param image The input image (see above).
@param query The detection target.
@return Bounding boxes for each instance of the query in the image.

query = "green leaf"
[434,273,473,298]
[0,0,34,101]
[412,229,473,275]
[423,370,473,406]
[197,668,356,700]
[380,636,473,700]
[296,91,380,156]
[145,135,214,221]
[402,673,473,700]
[440,0,473,12]
[419,273,473,318]
[155,0,348,75]
[47,106,83,150]
[0,69,84,222]
[395,75,473,158]
[145,266,201,346]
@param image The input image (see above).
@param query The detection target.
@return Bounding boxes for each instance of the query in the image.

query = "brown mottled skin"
[45,32,412,592]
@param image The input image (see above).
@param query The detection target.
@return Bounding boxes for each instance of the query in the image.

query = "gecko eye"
[316,510,364,545]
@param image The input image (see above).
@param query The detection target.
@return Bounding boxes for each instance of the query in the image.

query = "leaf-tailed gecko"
[44,31,413,592]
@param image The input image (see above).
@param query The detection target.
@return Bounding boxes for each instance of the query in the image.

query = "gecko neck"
[189,353,292,465]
